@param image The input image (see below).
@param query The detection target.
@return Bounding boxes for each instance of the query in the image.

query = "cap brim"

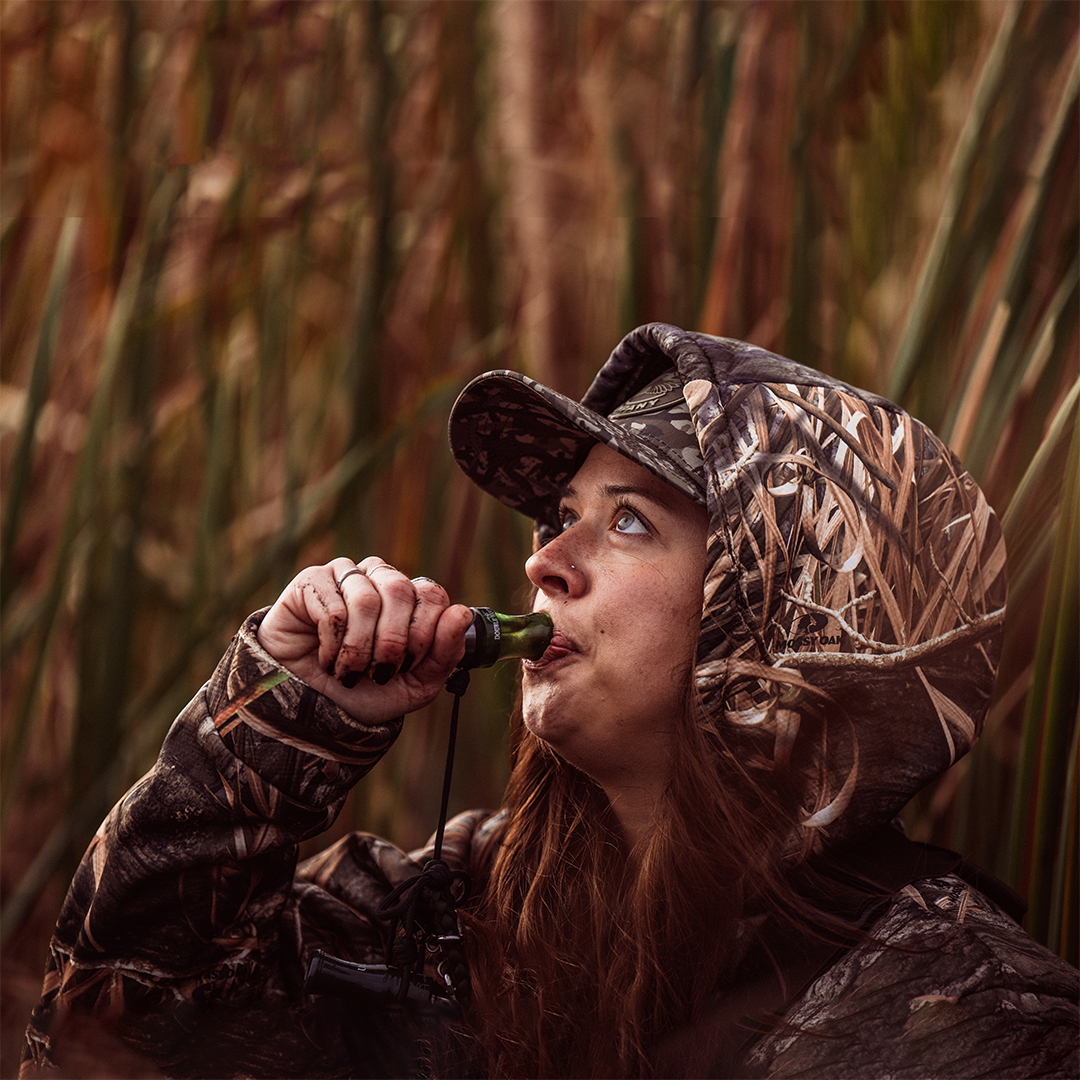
[448,370,704,525]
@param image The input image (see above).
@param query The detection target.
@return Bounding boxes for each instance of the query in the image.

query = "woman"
[22,325,1078,1078]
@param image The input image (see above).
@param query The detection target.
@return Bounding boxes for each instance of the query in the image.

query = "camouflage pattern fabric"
[450,324,1008,855]
[21,613,1079,1077]
[20,611,495,1079]
[746,874,1080,1079]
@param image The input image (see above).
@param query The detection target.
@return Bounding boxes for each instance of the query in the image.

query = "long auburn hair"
[456,674,810,1079]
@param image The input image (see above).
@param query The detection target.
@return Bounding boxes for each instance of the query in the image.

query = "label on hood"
[780,612,844,653]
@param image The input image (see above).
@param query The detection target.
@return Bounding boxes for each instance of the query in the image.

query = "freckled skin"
[522,444,708,844]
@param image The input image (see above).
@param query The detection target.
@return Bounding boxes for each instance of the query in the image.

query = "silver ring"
[335,567,365,588]
[410,576,437,585]
[366,562,396,575]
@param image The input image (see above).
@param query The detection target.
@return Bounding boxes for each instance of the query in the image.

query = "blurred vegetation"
[0,0,1076,1070]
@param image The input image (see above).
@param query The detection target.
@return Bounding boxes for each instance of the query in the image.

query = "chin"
[522,706,569,756]
[522,714,592,775]
[521,708,551,745]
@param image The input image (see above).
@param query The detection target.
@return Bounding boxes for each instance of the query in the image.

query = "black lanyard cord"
[372,667,473,1008]
[303,668,473,1012]
[434,666,469,860]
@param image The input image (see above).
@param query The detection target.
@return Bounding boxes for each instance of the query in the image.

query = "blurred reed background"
[1,0,1076,1070]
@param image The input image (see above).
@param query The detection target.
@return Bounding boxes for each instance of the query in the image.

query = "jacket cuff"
[198,608,404,812]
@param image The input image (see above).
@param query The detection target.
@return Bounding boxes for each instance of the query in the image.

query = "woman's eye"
[614,509,648,534]
[559,511,578,532]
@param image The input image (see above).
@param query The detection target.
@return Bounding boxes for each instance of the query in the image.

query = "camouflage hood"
[449,323,1008,853]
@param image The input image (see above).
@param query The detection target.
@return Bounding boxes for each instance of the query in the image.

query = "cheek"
[632,574,702,651]
[600,595,698,699]
[657,603,699,673]
[643,595,702,691]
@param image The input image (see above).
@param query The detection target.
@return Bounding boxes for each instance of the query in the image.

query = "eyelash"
[614,499,649,533]
[557,499,651,535]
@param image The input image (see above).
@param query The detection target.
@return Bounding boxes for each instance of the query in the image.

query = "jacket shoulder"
[749,874,1080,1079]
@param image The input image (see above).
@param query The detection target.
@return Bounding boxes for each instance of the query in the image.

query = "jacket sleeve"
[21,609,426,1079]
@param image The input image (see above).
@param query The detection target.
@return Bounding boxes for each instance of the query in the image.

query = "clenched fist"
[257,557,473,725]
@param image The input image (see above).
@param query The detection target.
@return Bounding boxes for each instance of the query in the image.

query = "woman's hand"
[256,557,473,725]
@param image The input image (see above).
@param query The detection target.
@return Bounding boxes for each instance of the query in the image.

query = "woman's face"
[522,443,708,828]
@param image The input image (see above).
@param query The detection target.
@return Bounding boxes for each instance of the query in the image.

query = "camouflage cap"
[448,367,706,535]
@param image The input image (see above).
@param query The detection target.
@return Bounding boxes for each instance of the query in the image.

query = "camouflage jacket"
[22,612,1079,1079]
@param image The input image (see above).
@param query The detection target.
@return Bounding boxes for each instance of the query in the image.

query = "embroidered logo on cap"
[609,373,685,420]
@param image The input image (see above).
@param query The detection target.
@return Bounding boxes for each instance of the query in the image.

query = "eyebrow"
[558,481,681,513]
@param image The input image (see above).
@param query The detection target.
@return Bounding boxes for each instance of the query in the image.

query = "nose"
[525,532,587,599]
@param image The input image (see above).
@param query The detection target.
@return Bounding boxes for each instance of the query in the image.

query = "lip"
[522,628,580,670]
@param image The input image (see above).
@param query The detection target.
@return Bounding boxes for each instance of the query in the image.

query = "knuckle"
[350,588,382,617]
[338,640,371,664]
[380,628,410,650]
[415,579,449,605]
[381,577,416,604]
[360,556,393,572]
[406,615,434,643]
[321,583,347,609]
[304,578,343,613]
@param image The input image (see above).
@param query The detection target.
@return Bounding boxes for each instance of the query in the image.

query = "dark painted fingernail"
[341,671,362,689]
[372,662,396,685]
[398,651,414,675]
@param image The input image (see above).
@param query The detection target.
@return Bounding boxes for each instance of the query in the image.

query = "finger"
[333,566,383,679]
[411,604,472,679]
[316,560,360,672]
[359,560,417,678]
[401,577,451,674]
[333,565,366,590]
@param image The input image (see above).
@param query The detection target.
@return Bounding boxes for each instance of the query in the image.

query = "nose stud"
[571,564,576,569]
